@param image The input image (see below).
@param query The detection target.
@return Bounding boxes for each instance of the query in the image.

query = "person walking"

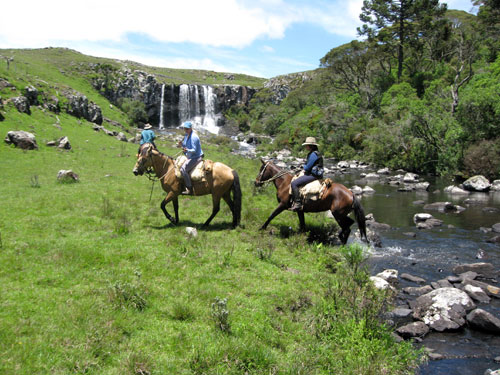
[290,137,324,211]
[178,121,204,195]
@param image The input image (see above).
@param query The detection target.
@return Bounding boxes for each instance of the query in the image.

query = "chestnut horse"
[133,143,241,228]
[255,160,367,244]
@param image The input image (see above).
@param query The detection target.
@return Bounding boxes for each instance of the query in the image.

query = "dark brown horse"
[133,143,241,228]
[255,159,367,244]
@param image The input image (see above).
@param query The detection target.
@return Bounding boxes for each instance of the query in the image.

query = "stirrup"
[289,201,303,212]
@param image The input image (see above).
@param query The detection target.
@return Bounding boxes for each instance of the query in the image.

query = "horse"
[254,159,367,244]
[133,143,241,228]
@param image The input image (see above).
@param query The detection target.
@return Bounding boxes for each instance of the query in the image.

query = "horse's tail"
[353,195,368,242]
[231,170,242,227]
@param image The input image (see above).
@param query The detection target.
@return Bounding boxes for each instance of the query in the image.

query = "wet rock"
[365,173,380,179]
[4,130,38,150]
[403,232,417,238]
[447,275,462,284]
[467,309,500,334]
[461,279,500,298]
[476,249,488,259]
[390,307,413,318]
[377,168,390,175]
[491,180,500,191]
[413,200,426,205]
[463,175,491,192]
[464,284,491,303]
[485,370,500,375]
[403,285,433,296]
[403,173,419,183]
[351,185,363,195]
[413,288,475,332]
[414,213,433,222]
[423,201,464,212]
[453,263,497,279]
[444,185,469,195]
[376,269,398,284]
[483,207,500,214]
[431,279,454,289]
[363,185,375,194]
[416,218,443,230]
[396,321,429,339]
[366,221,391,231]
[401,273,426,284]
[492,223,500,234]
[487,236,500,244]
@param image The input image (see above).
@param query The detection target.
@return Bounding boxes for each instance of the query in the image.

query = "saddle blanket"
[290,177,333,201]
[174,155,213,181]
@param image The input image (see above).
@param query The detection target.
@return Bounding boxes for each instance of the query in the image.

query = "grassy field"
[0,49,420,374]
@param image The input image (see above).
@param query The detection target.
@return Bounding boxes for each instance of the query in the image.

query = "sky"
[0,0,477,79]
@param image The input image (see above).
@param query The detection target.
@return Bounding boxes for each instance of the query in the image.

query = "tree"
[473,0,500,60]
[358,0,447,81]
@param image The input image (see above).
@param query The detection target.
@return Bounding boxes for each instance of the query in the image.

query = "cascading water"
[177,84,220,134]
[159,84,165,130]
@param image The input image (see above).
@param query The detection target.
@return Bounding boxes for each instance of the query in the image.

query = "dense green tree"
[117,98,148,127]
[358,0,447,81]
[473,0,500,60]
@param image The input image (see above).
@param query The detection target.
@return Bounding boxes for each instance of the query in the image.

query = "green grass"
[0,98,421,374]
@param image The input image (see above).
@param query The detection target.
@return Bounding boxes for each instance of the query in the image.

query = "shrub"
[463,139,500,180]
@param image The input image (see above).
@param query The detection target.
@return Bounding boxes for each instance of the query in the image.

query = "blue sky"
[0,0,477,78]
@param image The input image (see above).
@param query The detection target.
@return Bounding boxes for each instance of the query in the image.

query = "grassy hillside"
[0,47,267,88]
[0,69,420,374]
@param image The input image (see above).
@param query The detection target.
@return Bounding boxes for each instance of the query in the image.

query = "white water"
[178,84,220,135]
[159,84,165,130]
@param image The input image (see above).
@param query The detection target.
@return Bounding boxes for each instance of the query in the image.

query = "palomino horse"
[133,143,241,228]
[255,159,367,244]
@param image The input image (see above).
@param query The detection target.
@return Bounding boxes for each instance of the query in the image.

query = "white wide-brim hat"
[302,137,318,146]
[144,124,152,130]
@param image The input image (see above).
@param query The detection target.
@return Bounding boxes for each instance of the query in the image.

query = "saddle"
[174,155,213,182]
[290,176,333,202]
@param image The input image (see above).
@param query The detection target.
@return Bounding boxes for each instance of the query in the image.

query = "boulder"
[461,279,500,298]
[66,94,103,124]
[492,223,500,234]
[363,186,375,194]
[467,309,500,334]
[376,269,398,284]
[413,288,475,331]
[431,279,454,289]
[396,321,430,339]
[24,85,39,105]
[351,185,363,195]
[370,276,395,291]
[491,180,500,191]
[116,132,128,142]
[453,263,497,279]
[57,136,71,150]
[12,96,30,114]
[423,202,461,212]
[463,175,491,192]
[377,167,390,175]
[401,273,426,284]
[463,284,491,303]
[403,285,433,296]
[4,130,38,150]
[403,173,419,183]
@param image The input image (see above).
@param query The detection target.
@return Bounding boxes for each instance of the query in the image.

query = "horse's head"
[255,159,274,187]
[133,143,154,176]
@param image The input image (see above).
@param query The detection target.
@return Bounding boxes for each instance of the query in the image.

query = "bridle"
[255,161,290,185]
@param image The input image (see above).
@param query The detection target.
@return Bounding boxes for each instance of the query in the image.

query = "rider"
[290,137,324,212]
[139,123,157,151]
[179,121,204,195]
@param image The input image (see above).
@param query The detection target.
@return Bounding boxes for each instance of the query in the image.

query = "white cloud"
[261,45,275,53]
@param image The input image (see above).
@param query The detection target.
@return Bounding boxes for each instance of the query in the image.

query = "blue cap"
[181,121,192,129]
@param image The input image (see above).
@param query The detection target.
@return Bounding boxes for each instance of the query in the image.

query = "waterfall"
[178,84,220,134]
[159,84,165,130]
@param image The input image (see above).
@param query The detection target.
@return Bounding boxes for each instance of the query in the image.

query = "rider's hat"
[181,121,192,129]
[302,137,318,146]
[144,123,152,130]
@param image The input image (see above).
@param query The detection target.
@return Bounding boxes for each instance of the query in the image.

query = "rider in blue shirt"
[179,121,204,195]
[139,123,157,151]
[290,137,324,211]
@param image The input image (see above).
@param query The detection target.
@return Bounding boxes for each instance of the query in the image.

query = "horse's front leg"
[260,202,287,230]
[297,211,306,232]
[161,192,178,225]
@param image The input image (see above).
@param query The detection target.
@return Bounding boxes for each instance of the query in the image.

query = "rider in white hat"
[139,123,156,151]
[290,137,324,211]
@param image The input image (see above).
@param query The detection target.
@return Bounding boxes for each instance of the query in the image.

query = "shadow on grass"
[269,223,341,245]
[147,220,236,231]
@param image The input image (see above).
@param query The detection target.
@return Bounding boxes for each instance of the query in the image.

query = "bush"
[463,139,500,180]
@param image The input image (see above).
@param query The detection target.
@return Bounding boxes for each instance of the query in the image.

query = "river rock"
[363,186,375,194]
[491,180,500,191]
[461,279,500,298]
[464,284,491,303]
[365,173,380,179]
[351,185,363,195]
[403,285,433,296]
[423,202,460,212]
[376,269,398,284]
[416,218,443,230]
[403,173,419,183]
[487,236,500,244]
[414,213,433,222]
[463,175,491,192]
[431,279,454,289]
[377,167,390,175]
[483,207,500,213]
[366,221,391,231]
[4,130,38,150]
[467,309,500,334]
[390,307,413,318]
[396,321,430,339]
[485,369,500,375]
[444,185,469,195]
[492,223,500,233]
[413,288,475,331]
[401,273,426,284]
[370,276,395,291]
[453,263,497,279]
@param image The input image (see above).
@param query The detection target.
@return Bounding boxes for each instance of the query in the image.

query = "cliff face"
[92,68,256,130]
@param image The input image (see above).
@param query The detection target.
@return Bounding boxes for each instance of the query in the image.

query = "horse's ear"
[260,158,265,165]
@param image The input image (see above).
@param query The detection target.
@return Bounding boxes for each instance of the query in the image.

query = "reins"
[257,162,291,185]
[143,148,183,201]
